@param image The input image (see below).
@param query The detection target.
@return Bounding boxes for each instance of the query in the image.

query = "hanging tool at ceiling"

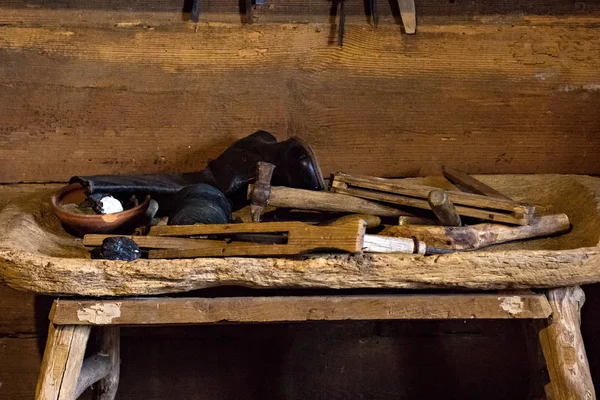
[371,0,379,27]
[338,0,346,46]
[398,0,416,34]
[191,0,200,22]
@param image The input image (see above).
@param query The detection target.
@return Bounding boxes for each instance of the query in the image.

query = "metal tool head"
[250,161,276,222]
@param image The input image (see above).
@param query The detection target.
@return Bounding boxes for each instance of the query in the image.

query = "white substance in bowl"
[99,196,124,214]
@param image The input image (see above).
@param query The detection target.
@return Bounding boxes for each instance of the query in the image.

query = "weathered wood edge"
[50,294,552,325]
[539,287,596,399]
[3,247,600,296]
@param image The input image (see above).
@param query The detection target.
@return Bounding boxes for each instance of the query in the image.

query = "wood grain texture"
[0,337,43,400]
[50,294,552,325]
[247,184,408,216]
[0,284,46,334]
[9,248,600,296]
[540,287,596,400]
[36,324,91,400]
[0,16,600,183]
[147,220,366,258]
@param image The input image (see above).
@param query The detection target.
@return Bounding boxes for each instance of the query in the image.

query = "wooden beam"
[50,294,551,326]
[36,324,91,400]
[539,287,596,400]
[1,20,600,183]
[95,327,120,400]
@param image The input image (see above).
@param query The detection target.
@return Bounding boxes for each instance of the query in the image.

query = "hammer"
[248,162,410,223]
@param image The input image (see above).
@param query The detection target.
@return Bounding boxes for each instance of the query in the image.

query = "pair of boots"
[70,131,325,223]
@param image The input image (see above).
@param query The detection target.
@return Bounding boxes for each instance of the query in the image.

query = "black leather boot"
[208,131,325,207]
[70,131,325,211]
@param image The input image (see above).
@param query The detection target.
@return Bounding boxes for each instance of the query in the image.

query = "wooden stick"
[398,216,439,226]
[442,166,513,200]
[50,294,552,326]
[325,214,381,229]
[427,189,462,226]
[381,214,570,250]
[36,324,91,400]
[333,184,530,225]
[95,326,120,400]
[539,287,595,400]
[331,173,534,225]
[333,172,531,213]
[75,354,111,399]
[247,184,409,217]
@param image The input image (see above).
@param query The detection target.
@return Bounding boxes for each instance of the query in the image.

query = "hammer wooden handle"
[428,189,462,226]
[381,214,570,250]
[247,185,410,217]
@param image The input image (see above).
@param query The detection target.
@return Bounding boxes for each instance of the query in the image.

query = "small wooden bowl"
[51,183,150,236]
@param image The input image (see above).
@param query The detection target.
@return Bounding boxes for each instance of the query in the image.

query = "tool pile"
[77,158,570,260]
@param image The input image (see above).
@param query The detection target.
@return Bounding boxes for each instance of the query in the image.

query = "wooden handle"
[442,166,512,200]
[247,184,409,217]
[363,234,426,254]
[381,214,570,250]
[327,214,381,229]
[540,287,595,399]
[427,189,462,226]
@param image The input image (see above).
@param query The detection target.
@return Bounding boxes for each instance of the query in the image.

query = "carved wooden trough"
[1,174,600,296]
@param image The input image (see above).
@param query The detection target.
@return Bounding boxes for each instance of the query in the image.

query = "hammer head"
[250,161,275,222]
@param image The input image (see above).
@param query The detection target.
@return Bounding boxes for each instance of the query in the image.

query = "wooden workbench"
[0,176,599,398]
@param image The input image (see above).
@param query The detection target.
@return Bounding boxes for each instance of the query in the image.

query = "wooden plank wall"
[1,2,600,182]
[1,0,600,398]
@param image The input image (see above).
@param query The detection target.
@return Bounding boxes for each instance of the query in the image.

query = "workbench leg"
[539,286,596,400]
[36,324,92,400]
[94,326,120,400]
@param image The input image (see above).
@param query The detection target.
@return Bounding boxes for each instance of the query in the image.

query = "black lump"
[91,237,141,261]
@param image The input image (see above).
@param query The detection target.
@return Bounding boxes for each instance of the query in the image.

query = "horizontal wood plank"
[0,337,42,400]
[0,17,599,182]
[50,294,552,325]
[0,284,53,335]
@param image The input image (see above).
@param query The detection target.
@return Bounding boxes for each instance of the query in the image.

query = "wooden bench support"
[36,324,91,400]
[49,294,552,326]
[36,292,596,399]
[95,327,120,400]
[539,286,596,400]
